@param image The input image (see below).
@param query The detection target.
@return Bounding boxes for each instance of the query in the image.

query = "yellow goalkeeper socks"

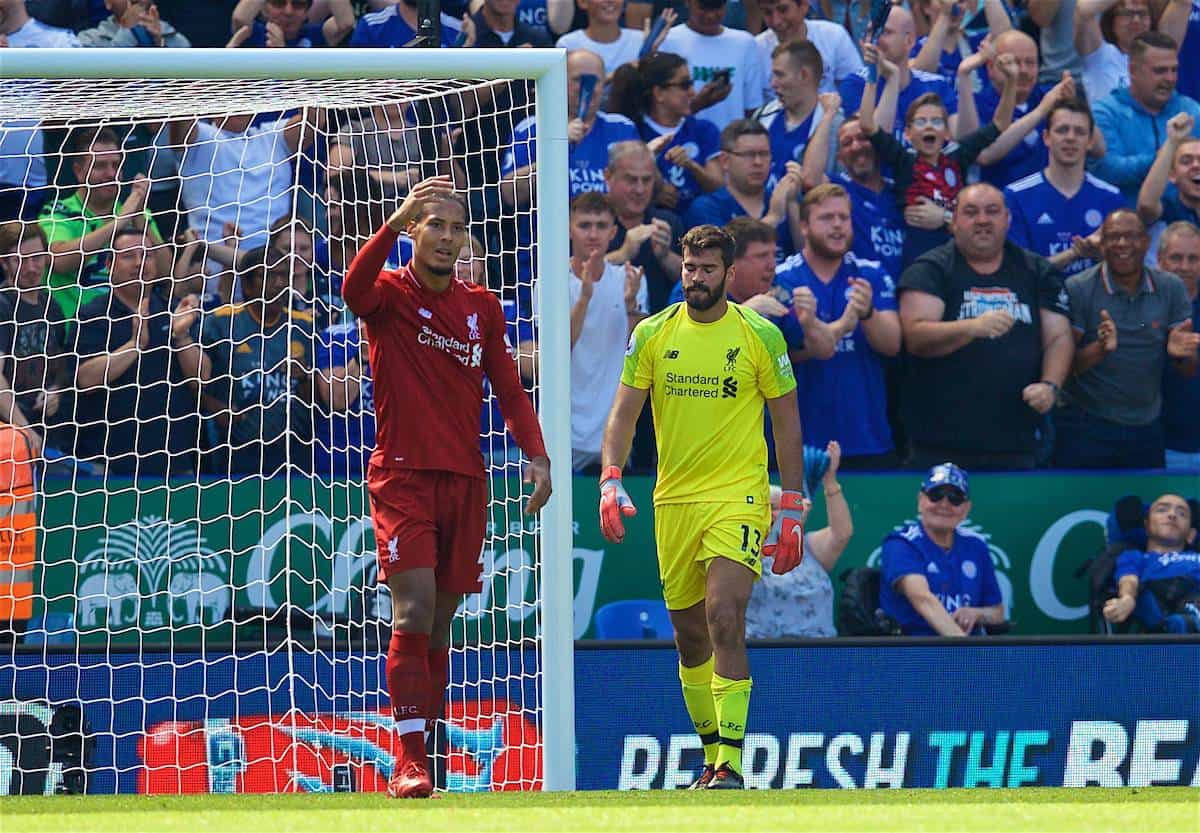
[678,656,719,766]
[711,672,752,776]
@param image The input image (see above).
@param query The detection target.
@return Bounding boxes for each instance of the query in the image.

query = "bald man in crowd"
[838,5,961,139]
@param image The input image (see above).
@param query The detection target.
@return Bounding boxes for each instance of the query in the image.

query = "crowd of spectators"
[0,0,1199,482]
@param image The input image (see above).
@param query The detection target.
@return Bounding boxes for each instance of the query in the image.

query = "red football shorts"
[367,465,489,593]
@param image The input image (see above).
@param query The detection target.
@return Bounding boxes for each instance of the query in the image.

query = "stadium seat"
[23,612,75,646]
[592,599,674,640]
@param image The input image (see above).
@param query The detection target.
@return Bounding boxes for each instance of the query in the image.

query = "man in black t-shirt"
[897,183,1074,470]
[73,227,204,477]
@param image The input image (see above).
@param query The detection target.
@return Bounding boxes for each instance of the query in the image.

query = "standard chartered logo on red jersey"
[418,324,482,367]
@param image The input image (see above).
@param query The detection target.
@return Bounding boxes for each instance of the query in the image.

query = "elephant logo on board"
[73,515,231,630]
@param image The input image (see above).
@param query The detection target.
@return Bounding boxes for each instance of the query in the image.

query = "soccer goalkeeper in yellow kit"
[598,224,810,790]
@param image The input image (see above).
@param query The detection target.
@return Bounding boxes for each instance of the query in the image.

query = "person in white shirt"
[756,0,864,99]
[556,0,667,79]
[746,440,852,638]
[1074,0,1151,103]
[0,0,80,47]
[568,192,648,471]
[659,0,766,128]
[172,111,322,298]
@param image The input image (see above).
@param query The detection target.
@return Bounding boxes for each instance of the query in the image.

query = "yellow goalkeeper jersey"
[621,301,796,507]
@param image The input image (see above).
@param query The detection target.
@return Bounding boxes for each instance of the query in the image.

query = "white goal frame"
[0,47,576,793]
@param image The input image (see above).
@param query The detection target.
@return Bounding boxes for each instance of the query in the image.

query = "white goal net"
[0,50,572,797]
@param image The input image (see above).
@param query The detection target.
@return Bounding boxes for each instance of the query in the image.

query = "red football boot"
[387,759,433,799]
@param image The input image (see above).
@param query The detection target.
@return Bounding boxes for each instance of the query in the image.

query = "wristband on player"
[763,489,811,575]
[599,466,637,544]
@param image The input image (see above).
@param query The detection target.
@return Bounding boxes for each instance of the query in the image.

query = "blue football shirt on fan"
[909,30,989,84]
[315,234,412,300]
[314,322,374,477]
[1004,171,1124,276]
[832,172,905,283]
[502,112,640,286]
[1178,2,1200,101]
[683,185,796,262]
[772,250,897,456]
[758,102,820,190]
[504,112,639,197]
[517,0,558,42]
[349,4,463,47]
[839,68,958,141]
[879,522,1002,636]
[637,114,721,215]
[243,19,326,47]
[973,83,1050,189]
[1116,549,1200,585]
[481,298,536,462]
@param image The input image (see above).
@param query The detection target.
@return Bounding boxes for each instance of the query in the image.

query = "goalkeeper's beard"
[684,276,726,311]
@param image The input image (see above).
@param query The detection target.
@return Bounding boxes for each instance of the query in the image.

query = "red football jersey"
[342,226,546,479]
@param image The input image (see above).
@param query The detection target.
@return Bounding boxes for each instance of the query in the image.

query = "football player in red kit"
[342,175,552,799]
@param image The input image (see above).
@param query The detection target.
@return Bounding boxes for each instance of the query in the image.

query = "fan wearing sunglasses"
[878,462,1006,636]
[229,0,356,48]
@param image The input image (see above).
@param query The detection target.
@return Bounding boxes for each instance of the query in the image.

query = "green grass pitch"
[2,788,1197,832]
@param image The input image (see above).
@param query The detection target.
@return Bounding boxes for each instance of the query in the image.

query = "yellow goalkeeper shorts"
[653,501,770,611]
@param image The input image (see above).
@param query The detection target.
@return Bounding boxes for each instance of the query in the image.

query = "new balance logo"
[1037,213,1054,225]
[721,376,738,398]
[663,349,680,359]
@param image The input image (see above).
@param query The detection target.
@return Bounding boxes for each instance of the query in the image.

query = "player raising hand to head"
[342,175,552,799]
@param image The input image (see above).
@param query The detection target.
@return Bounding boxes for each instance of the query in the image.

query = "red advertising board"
[138,699,541,794]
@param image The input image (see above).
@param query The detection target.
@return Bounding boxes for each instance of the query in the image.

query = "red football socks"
[387,630,430,764]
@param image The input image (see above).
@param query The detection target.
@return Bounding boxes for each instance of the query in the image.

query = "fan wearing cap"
[878,463,1005,636]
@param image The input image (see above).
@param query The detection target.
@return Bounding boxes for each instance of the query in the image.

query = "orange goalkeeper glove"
[763,489,811,574]
[599,466,637,543]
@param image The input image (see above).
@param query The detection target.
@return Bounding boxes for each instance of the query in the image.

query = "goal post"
[0,47,575,793]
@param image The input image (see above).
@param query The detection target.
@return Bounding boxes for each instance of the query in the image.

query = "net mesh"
[0,75,545,794]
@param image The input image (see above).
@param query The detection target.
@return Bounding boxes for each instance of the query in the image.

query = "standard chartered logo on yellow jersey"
[664,372,738,399]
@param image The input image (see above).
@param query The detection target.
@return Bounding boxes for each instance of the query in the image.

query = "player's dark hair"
[904,92,949,126]
[1129,31,1178,63]
[772,38,824,82]
[414,190,469,224]
[799,182,850,222]
[1045,96,1095,134]
[720,119,769,152]
[681,224,736,269]
[570,191,616,220]
[724,217,775,259]
[608,51,689,122]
